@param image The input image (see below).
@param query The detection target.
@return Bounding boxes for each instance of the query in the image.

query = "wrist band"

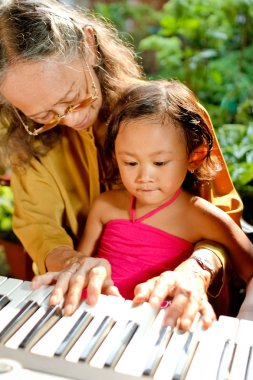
[189,256,215,284]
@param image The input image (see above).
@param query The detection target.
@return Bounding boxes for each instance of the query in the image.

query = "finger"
[133,279,156,305]
[49,270,75,307]
[85,265,109,306]
[148,271,177,307]
[63,272,86,315]
[163,288,193,329]
[199,299,216,329]
[49,262,82,307]
[31,272,59,289]
[104,285,123,298]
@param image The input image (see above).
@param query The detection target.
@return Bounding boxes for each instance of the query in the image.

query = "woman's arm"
[133,199,253,330]
[237,276,253,320]
[32,194,121,315]
[11,128,101,274]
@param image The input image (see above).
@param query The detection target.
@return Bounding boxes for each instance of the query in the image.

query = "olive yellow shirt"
[11,127,101,274]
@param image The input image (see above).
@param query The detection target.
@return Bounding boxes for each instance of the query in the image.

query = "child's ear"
[188,146,208,172]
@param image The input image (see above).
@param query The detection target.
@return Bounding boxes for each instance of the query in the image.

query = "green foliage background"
[1,0,253,239]
[94,0,253,223]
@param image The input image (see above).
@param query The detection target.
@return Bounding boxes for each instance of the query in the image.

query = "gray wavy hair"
[0,0,143,166]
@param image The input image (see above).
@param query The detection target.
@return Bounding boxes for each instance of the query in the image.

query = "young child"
[79,79,253,303]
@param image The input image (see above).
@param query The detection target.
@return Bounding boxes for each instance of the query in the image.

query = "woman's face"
[0,58,103,132]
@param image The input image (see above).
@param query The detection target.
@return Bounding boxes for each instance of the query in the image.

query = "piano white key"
[0,281,33,325]
[89,298,134,368]
[0,281,32,309]
[245,346,253,380]
[139,307,173,376]
[153,327,191,380]
[184,316,240,380]
[171,314,203,380]
[114,301,160,376]
[31,301,91,357]
[0,276,7,285]
[27,285,54,304]
[77,296,128,364]
[230,319,253,380]
[0,285,53,333]
[4,297,51,349]
[19,304,62,350]
[65,294,114,363]
[0,277,23,296]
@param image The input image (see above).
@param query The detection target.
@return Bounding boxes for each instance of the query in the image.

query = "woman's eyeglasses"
[13,62,98,136]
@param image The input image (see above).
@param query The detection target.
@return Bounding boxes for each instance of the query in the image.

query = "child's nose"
[137,166,153,182]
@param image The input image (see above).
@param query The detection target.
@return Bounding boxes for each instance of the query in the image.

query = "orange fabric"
[198,104,243,225]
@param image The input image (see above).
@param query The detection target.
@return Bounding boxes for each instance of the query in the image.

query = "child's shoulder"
[183,191,230,221]
[95,189,130,206]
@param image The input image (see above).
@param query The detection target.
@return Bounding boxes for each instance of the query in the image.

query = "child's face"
[115,116,190,206]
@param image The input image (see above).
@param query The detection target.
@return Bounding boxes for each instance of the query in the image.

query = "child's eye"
[125,161,137,166]
[154,161,168,166]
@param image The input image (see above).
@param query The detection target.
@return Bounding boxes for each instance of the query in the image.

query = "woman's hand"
[133,260,216,331]
[32,247,121,315]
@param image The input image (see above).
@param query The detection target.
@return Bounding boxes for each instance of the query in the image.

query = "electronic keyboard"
[0,276,252,380]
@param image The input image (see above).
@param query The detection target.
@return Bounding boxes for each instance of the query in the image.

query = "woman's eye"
[33,112,55,124]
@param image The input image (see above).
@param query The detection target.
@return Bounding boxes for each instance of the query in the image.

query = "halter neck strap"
[130,188,181,223]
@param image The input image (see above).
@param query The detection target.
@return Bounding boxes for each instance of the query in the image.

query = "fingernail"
[149,296,160,306]
[50,295,58,305]
[86,295,97,306]
[181,318,191,330]
[64,304,73,315]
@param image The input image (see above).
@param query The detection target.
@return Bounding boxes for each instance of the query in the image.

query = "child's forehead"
[118,114,180,133]
[116,116,184,147]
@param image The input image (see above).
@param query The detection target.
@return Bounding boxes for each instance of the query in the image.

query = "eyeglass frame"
[13,60,98,136]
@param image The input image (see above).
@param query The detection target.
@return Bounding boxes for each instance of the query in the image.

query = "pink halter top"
[97,189,193,299]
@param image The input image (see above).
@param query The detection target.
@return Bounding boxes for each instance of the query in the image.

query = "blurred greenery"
[0,0,252,243]
[0,185,17,242]
[92,0,253,222]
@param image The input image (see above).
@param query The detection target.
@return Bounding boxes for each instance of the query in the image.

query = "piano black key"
[54,310,93,357]
[19,304,62,350]
[104,320,139,368]
[172,331,197,380]
[79,316,115,363]
[245,346,253,380]
[143,325,172,376]
[216,339,236,380]
[172,315,202,380]
[0,295,10,311]
[0,300,39,344]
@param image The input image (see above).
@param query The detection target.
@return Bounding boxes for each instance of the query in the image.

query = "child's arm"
[191,198,253,283]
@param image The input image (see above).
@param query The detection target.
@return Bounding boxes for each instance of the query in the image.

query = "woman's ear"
[188,145,208,172]
[82,26,97,66]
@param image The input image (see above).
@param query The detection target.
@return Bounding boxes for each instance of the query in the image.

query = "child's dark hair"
[104,79,221,194]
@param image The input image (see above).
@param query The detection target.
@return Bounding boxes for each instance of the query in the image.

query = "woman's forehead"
[0,59,81,112]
